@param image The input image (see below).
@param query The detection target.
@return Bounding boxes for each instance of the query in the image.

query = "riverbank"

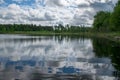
[0,31,95,36]
[0,31,120,43]
[95,32,120,43]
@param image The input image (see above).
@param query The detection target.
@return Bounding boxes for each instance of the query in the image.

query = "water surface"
[0,34,120,80]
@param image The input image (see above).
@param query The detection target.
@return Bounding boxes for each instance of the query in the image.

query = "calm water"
[0,34,120,80]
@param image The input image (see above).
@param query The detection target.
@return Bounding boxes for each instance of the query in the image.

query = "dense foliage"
[0,24,92,33]
[93,11,111,32]
[110,1,120,31]
[93,0,120,32]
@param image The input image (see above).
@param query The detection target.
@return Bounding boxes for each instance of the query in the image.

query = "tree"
[93,11,110,32]
[110,1,120,31]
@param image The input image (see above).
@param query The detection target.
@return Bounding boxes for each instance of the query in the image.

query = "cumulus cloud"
[0,0,118,26]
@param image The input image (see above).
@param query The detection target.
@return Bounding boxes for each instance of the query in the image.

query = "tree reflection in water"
[93,37,120,78]
[0,35,119,80]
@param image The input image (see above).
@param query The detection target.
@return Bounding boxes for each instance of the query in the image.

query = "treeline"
[0,24,92,33]
[93,1,120,32]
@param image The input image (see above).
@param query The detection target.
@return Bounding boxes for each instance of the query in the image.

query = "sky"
[0,0,118,26]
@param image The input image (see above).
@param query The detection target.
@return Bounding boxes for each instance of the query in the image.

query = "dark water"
[0,34,120,80]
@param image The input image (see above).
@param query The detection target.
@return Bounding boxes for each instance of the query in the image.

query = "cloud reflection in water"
[0,35,116,80]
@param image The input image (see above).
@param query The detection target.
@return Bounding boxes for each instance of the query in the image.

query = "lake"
[0,34,120,80]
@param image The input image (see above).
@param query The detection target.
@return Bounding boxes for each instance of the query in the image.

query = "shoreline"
[0,31,120,43]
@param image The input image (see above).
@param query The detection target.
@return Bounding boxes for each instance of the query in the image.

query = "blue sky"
[0,0,118,26]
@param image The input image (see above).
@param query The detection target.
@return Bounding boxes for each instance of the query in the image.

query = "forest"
[0,24,92,33]
[93,0,120,32]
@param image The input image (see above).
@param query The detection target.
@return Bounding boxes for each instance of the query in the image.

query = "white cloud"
[75,0,90,6]
[0,0,118,26]
[8,3,21,10]
[56,0,70,6]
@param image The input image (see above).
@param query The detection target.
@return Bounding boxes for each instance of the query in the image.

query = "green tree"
[93,11,110,32]
[110,1,120,31]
